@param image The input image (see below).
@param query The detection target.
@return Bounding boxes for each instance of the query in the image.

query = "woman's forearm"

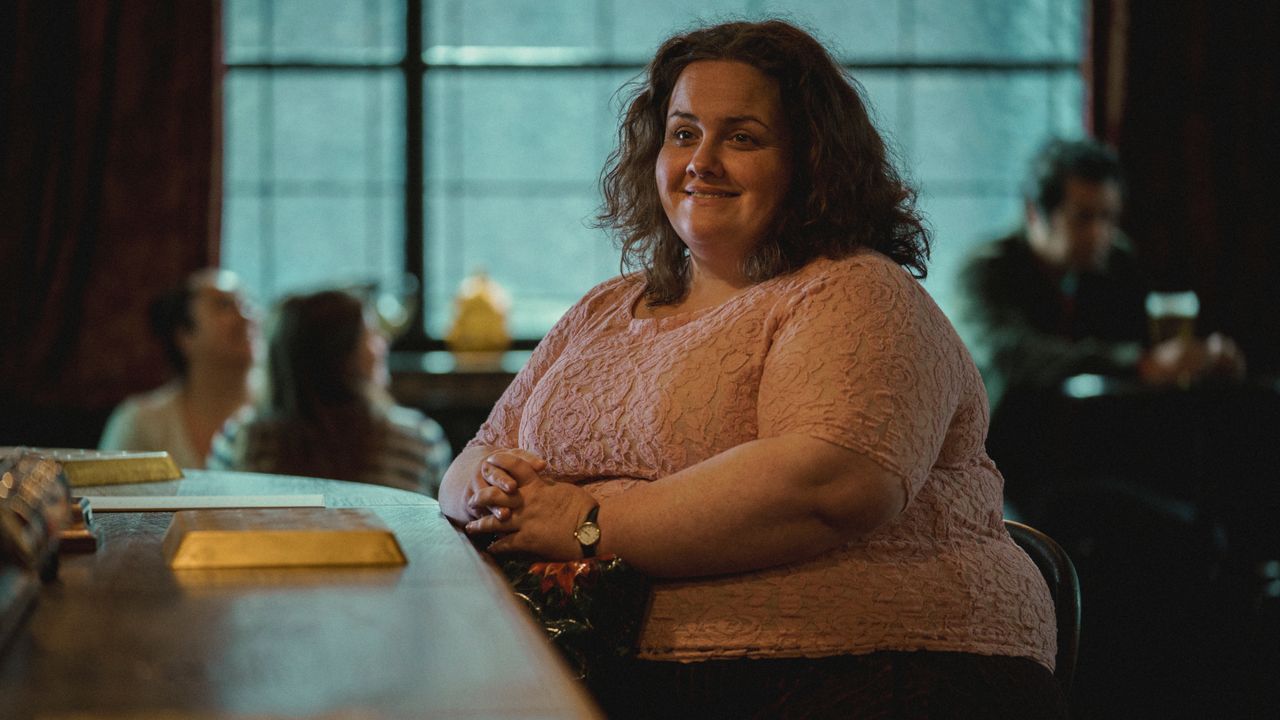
[596,434,906,578]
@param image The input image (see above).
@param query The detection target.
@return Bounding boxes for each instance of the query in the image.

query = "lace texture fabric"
[471,251,1056,669]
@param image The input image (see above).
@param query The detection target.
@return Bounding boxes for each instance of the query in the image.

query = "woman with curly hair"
[441,20,1064,718]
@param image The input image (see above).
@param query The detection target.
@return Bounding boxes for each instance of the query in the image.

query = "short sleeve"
[468,278,625,450]
[98,401,143,451]
[757,258,961,502]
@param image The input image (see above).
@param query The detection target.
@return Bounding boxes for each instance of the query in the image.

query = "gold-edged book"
[163,508,407,569]
[0,448,184,487]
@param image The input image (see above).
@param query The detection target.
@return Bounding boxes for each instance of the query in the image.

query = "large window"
[223,0,1085,345]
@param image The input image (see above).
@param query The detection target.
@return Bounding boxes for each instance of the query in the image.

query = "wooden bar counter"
[0,470,600,719]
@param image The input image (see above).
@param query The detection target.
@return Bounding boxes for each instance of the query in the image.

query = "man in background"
[960,138,1243,415]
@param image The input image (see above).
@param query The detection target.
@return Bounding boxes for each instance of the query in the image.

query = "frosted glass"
[609,0,755,60]
[224,0,1088,339]
[425,191,613,337]
[224,0,269,63]
[910,73,1052,187]
[912,0,1070,61]
[226,0,404,63]
[1050,71,1087,138]
[427,0,599,48]
[427,70,616,184]
[220,195,266,297]
[854,71,903,149]
[224,72,264,184]
[1047,0,1086,59]
[271,195,402,294]
[270,71,404,184]
[917,193,1024,325]
[759,0,901,59]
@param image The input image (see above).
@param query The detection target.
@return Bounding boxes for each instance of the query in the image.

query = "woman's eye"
[730,132,757,145]
[671,128,695,142]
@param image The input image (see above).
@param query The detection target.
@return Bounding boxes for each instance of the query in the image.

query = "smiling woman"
[653,60,793,299]
[438,19,1066,719]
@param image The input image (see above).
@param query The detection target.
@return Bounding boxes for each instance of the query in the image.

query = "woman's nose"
[687,140,723,178]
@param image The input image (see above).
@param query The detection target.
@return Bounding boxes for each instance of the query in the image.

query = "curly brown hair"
[597,19,930,306]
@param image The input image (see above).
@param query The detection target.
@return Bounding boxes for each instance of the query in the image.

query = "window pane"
[270,71,404,184]
[225,0,1087,340]
[918,193,1024,325]
[222,67,405,303]
[426,71,609,184]
[608,0,753,61]
[424,70,623,338]
[224,72,264,184]
[760,0,902,60]
[226,0,405,63]
[911,0,1079,61]
[909,72,1054,189]
[221,194,267,295]
[853,70,904,150]
[278,195,402,291]
[426,191,614,338]
[427,0,599,48]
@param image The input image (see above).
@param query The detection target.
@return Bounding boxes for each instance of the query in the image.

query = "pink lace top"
[471,251,1056,669]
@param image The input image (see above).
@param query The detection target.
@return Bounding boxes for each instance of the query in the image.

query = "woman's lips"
[685,188,738,198]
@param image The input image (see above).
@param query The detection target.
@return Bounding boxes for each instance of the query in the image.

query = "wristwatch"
[573,504,601,558]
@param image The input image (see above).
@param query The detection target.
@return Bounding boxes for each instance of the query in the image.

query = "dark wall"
[1094,0,1280,374]
[0,1,221,447]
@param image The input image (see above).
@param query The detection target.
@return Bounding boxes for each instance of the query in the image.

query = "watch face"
[575,522,601,546]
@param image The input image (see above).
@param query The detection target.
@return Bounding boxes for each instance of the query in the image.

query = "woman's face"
[656,60,792,272]
[352,318,390,389]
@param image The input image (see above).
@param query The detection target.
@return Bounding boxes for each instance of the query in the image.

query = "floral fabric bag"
[498,553,652,684]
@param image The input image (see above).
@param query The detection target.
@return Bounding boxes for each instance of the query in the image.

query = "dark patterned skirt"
[591,650,1068,719]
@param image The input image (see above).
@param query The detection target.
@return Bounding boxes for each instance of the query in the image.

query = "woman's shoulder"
[577,273,643,311]
[772,250,922,299]
[550,273,643,331]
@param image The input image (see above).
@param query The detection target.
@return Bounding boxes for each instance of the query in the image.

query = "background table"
[0,470,600,718]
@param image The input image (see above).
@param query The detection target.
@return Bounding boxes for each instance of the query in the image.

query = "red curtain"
[0,1,222,446]
[1089,0,1280,373]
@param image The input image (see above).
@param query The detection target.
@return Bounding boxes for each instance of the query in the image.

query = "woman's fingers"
[465,512,516,535]
[480,462,517,492]
[465,478,595,560]
[468,486,521,521]
[484,533,526,554]
[506,448,548,471]
[484,451,548,487]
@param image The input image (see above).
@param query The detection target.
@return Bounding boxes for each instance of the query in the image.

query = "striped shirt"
[208,405,451,496]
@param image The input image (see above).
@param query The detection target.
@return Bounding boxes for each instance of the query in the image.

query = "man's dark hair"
[148,284,197,376]
[1025,137,1124,215]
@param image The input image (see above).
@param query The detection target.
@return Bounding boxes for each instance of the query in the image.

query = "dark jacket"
[958,229,1150,411]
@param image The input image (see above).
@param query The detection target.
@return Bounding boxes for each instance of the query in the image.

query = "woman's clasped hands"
[464,448,598,560]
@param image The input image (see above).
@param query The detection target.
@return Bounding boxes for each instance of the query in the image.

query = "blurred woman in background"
[209,289,450,495]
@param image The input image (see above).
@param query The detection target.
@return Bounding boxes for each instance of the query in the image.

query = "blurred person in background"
[959,138,1246,522]
[99,268,258,468]
[208,289,450,495]
[959,137,1245,413]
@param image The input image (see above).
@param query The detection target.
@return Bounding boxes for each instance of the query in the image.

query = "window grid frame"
[223,0,1084,350]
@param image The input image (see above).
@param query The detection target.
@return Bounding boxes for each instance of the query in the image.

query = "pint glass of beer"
[1144,290,1199,344]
